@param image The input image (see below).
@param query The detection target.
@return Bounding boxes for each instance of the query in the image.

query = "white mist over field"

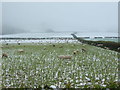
[2,2,118,35]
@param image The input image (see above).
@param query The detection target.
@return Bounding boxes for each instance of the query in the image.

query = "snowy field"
[2,42,119,88]
[0,32,118,38]
[1,32,119,88]
[0,32,118,44]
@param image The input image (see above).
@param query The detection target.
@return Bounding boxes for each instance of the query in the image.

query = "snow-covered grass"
[2,43,119,88]
[0,39,79,44]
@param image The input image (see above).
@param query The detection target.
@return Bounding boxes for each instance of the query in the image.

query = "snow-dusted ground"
[0,32,118,38]
[0,32,118,44]
[0,39,80,44]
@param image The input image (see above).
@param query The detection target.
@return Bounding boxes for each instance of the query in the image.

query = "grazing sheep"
[2,53,8,58]
[58,55,72,59]
[81,48,86,52]
[17,49,24,53]
[73,50,79,55]
[59,46,63,48]
[43,47,46,50]
[72,44,76,47]
[73,51,77,55]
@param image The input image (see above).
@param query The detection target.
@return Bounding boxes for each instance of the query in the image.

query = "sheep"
[73,50,79,55]
[43,47,46,50]
[58,55,72,59]
[81,48,86,52]
[17,49,24,53]
[2,53,8,58]
[71,44,76,47]
[59,46,63,48]
[73,51,77,55]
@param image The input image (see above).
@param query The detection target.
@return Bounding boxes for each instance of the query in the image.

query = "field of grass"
[1,43,119,88]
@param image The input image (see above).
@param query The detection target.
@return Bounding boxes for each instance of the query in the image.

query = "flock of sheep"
[2,39,119,88]
[2,49,24,58]
[2,42,87,60]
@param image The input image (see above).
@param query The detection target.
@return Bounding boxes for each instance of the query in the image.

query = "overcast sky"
[2,2,118,34]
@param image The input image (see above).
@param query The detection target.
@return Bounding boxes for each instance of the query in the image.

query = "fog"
[2,2,118,35]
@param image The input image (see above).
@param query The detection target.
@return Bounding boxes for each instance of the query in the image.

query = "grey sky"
[2,2,118,34]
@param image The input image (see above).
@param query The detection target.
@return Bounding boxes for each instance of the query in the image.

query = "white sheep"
[17,49,24,53]
[73,50,79,55]
[58,55,72,59]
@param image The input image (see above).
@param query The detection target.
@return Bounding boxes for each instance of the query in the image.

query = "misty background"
[2,2,118,35]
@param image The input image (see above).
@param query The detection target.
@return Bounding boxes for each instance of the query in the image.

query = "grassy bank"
[2,43,119,88]
[71,34,120,52]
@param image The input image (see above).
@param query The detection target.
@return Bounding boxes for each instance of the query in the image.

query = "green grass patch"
[2,43,119,88]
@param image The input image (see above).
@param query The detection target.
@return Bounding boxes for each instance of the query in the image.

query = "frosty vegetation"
[2,42,119,88]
